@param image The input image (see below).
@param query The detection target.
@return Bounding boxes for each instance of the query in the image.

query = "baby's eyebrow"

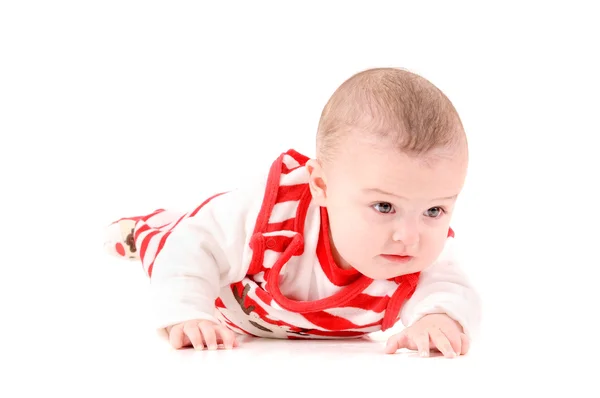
[433,194,458,201]
[362,188,457,201]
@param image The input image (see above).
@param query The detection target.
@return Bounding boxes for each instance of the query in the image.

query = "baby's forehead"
[330,141,467,194]
[350,174,464,203]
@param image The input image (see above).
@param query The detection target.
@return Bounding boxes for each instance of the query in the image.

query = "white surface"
[1,1,599,397]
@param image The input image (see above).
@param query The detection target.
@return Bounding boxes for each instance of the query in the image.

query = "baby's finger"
[181,333,191,348]
[218,327,237,350]
[168,323,185,349]
[199,322,218,350]
[413,332,430,357]
[429,328,456,358]
[384,332,410,354]
[441,329,462,356]
[183,322,205,350]
[460,333,470,355]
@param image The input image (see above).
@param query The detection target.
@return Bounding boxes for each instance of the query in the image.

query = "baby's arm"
[386,237,481,357]
[148,174,266,349]
[400,237,481,338]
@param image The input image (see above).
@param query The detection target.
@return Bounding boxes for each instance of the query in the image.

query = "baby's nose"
[391,221,419,246]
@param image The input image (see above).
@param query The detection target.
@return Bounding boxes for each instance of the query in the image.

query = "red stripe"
[276,184,306,203]
[254,287,272,305]
[345,293,390,313]
[139,230,161,264]
[215,307,252,335]
[228,321,252,335]
[265,218,295,233]
[302,311,361,331]
[141,208,167,222]
[292,186,312,234]
[134,223,149,242]
[280,150,309,175]
[146,230,172,277]
[297,329,369,338]
[164,213,188,233]
[111,215,142,225]
[111,208,165,225]
[285,149,310,165]
[190,192,227,217]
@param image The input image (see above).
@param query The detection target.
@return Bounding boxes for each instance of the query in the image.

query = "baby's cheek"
[340,227,368,258]
[422,234,447,260]
[357,226,385,255]
[343,230,365,253]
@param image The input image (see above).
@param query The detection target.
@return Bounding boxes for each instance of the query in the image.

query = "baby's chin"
[356,259,422,280]
[357,265,412,280]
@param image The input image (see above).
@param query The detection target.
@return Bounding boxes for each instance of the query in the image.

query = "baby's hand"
[166,319,239,350]
[384,314,469,358]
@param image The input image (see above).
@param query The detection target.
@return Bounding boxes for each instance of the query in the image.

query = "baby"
[104,67,481,358]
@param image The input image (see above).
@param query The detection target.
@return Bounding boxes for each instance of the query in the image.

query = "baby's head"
[307,67,468,280]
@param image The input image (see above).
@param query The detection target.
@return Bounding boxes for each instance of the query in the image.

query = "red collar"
[317,206,361,286]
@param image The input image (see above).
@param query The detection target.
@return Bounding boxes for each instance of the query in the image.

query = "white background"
[1,1,599,396]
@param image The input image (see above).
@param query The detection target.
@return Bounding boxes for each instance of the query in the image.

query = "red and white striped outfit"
[106,149,480,340]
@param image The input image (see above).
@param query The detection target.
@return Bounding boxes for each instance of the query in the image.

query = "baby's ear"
[306,158,327,206]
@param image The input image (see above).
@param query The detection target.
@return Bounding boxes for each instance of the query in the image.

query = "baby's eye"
[373,202,394,214]
[424,207,444,218]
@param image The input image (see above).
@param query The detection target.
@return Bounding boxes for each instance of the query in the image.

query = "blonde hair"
[316,67,466,162]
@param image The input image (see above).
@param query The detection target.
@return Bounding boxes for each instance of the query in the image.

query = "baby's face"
[315,135,468,280]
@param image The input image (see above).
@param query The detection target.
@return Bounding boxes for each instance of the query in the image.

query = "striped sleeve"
[148,171,268,334]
